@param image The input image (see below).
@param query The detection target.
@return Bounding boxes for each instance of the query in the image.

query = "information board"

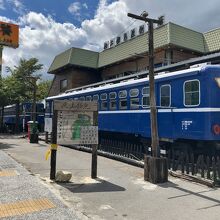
[54,100,98,145]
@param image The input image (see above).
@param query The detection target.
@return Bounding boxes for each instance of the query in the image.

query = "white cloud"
[68,2,81,16]
[2,12,87,79]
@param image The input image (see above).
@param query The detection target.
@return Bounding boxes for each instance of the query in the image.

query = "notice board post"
[91,111,98,179]
[50,110,58,180]
[52,100,99,180]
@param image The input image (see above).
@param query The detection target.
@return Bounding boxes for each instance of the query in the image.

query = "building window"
[142,87,150,108]
[160,85,171,107]
[60,79,67,92]
[184,80,200,106]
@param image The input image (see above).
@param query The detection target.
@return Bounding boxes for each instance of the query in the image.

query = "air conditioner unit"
[116,36,121,45]
[130,28,136,38]
[103,41,109,50]
[110,38,115,47]
[139,25,145,35]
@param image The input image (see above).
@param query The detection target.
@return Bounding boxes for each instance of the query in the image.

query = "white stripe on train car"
[99,108,220,114]
[46,107,220,116]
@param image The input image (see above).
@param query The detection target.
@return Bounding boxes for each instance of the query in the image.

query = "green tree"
[3,58,43,132]
[6,58,43,103]
[36,80,52,101]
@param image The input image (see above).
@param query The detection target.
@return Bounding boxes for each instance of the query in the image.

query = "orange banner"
[0,21,19,48]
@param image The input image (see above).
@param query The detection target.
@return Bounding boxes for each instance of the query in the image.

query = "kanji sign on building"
[0,21,19,48]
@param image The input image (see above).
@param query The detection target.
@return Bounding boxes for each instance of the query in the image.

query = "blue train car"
[2,102,45,132]
[46,64,220,155]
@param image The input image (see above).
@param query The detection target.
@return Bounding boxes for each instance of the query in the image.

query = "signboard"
[44,118,52,133]
[0,21,19,48]
[55,100,98,145]
[54,100,98,112]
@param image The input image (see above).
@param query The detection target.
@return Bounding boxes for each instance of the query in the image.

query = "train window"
[129,89,139,97]
[119,90,127,98]
[93,94,99,101]
[119,99,127,109]
[110,100,117,110]
[184,80,200,106]
[160,85,171,107]
[79,97,85,101]
[100,93,107,100]
[101,101,108,110]
[109,92,117,99]
[86,96,92,101]
[142,87,150,108]
[142,87,149,95]
[130,98,139,109]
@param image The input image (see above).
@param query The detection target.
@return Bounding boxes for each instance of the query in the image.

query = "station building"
[48,22,220,97]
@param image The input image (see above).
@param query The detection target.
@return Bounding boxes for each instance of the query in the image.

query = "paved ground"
[0,144,81,219]
[1,134,220,220]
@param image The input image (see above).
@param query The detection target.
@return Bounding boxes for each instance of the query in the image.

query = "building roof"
[48,47,99,73]
[48,22,220,73]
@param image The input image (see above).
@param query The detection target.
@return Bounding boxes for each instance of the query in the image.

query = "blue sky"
[0,0,108,26]
[1,0,220,79]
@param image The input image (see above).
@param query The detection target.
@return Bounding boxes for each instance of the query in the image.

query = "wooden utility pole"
[127,12,163,158]
[128,12,168,184]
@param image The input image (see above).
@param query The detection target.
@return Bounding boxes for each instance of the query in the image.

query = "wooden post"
[186,153,189,174]
[201,155,205,178]
[50,110,58,180]
[181,152,184,174]
[206,156,211,179]
[91,111,98,179]
[212,157,217,183]
[191,153,195,175]
[45,131,49,143]
[217,156,220,179]
[91,145,98,179]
